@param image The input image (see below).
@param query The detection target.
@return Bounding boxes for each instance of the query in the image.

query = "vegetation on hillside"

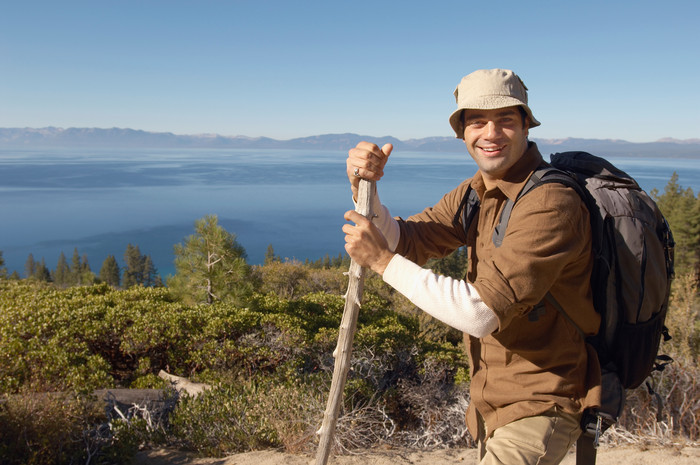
[0,174,698,464]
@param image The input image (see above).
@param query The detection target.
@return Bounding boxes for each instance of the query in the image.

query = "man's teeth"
[482,147,503,152]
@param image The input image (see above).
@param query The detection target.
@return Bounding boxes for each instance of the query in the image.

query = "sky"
[1,0,699,142]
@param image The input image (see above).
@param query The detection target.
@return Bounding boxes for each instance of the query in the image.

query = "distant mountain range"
[1,127,699,158]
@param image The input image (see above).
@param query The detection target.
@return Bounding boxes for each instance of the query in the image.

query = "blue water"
[1,147,699,278]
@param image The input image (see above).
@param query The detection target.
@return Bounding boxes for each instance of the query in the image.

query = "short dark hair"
[517,106,529,128]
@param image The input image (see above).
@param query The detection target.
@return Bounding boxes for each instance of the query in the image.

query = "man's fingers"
[348,142,392,179]
[344,210,368,225]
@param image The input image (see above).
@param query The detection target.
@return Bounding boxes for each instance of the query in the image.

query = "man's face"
[462,106,529,186]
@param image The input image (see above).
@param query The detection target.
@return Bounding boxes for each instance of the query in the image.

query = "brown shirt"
[394,142,601,437]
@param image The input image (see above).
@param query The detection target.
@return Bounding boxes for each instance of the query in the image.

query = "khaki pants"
[477,408,581,465]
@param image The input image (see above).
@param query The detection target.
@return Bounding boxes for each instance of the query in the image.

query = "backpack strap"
[548,293,601,465]
[454,184,481,234]
[576,434,598,465]
[455,166,585,247]
[492,167,584,247]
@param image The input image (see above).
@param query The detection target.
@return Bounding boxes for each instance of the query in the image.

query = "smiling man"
[343,69,601,465]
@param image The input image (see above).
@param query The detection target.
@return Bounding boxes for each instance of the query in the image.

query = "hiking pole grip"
[315,178,375,465]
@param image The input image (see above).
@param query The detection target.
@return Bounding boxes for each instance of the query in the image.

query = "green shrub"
[169,382,279,456]
[0,275,473,457]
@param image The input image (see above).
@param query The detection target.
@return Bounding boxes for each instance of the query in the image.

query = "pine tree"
[69,248,82,285]
[81,254,91,273]
[142,255,158,287]
[690,195,700,280]
[168,215,252,305]
[121,245,160,287]
[264,244,279,264]
[100,255,121,287]
[654,174,700,278]
[53,252,70,286]
[428,246,469,279]
[123,244,144,288]
[24,254,36,279]
[80,253,95,285]
[0,251,6,278]
[35,258,51,282]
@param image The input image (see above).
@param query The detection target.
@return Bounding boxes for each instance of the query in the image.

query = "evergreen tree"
[653,174,700,278]
[142,255,158,287]
[24,254,36,279]
[330,252,350,268]
[0,251,6,278]
[168,215,252,305]
[35,258,51,282]
[264,244,279,264]
[70,248,82,285]
[99,255,121,287]
[428,246,469,279]
[81,254,91,273]
[123,244,144,288]
[53,252,70,287]
[80,253,96,285]
[121,244,159,287]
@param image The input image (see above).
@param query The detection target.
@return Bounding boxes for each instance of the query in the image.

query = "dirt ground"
[134,444,700,465]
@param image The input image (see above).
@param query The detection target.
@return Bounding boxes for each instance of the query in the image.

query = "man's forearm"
[382,254,498,338]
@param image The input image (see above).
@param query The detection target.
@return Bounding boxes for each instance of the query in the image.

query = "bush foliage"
[0,274,469,462]
[1,175,698,463]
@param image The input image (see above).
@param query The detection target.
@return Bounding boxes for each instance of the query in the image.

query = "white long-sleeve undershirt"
[358,190,499,338]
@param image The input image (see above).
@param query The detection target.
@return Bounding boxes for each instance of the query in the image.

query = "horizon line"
[2,126,700,145]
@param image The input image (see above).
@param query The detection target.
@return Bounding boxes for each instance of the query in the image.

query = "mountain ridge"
[1,127,699,157]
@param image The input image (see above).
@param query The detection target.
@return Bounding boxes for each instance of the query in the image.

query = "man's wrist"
[370,251,395,276]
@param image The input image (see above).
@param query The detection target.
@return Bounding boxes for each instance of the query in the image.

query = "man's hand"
[343,210,395,275]
[346,142,392,201]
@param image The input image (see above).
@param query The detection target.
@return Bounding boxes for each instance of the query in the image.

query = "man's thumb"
[381,143,393,157]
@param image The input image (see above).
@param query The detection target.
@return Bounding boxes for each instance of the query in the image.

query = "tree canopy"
[168,215,252,305]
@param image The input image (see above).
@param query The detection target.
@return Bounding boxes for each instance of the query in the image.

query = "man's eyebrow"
[464,109,519,122]
[495,109,519,117]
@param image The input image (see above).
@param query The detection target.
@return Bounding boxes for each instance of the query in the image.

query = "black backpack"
[458,151,675,464]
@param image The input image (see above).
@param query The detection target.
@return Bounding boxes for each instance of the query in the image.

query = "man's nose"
[484,120,500,138]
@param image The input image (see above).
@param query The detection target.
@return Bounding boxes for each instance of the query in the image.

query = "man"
[343,69,601,464]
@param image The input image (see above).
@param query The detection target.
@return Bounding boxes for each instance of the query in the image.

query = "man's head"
[449,68,540,138]
[450,69,539,186]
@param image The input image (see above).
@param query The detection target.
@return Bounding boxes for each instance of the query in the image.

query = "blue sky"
[1,0,699,142]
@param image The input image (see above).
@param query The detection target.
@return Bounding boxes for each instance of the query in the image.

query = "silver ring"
[353,168,360,177]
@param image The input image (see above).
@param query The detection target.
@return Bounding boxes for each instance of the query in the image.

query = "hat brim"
[449,99,541,138]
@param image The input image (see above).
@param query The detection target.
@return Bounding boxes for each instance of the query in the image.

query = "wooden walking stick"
[315,178,375,465]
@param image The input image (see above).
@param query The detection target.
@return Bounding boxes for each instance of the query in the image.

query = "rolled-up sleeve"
[394,180,470,265]
[473,183,592,330]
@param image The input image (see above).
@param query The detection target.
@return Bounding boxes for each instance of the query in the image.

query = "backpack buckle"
[592,415,603,447]
[582,410,615,448]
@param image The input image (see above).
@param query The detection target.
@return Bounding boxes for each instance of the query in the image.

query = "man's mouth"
[479,145,505,154]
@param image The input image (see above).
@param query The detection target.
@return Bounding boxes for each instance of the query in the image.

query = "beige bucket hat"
[448,68,541,138]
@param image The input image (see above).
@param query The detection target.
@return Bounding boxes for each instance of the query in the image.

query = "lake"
[1,146,699,278]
